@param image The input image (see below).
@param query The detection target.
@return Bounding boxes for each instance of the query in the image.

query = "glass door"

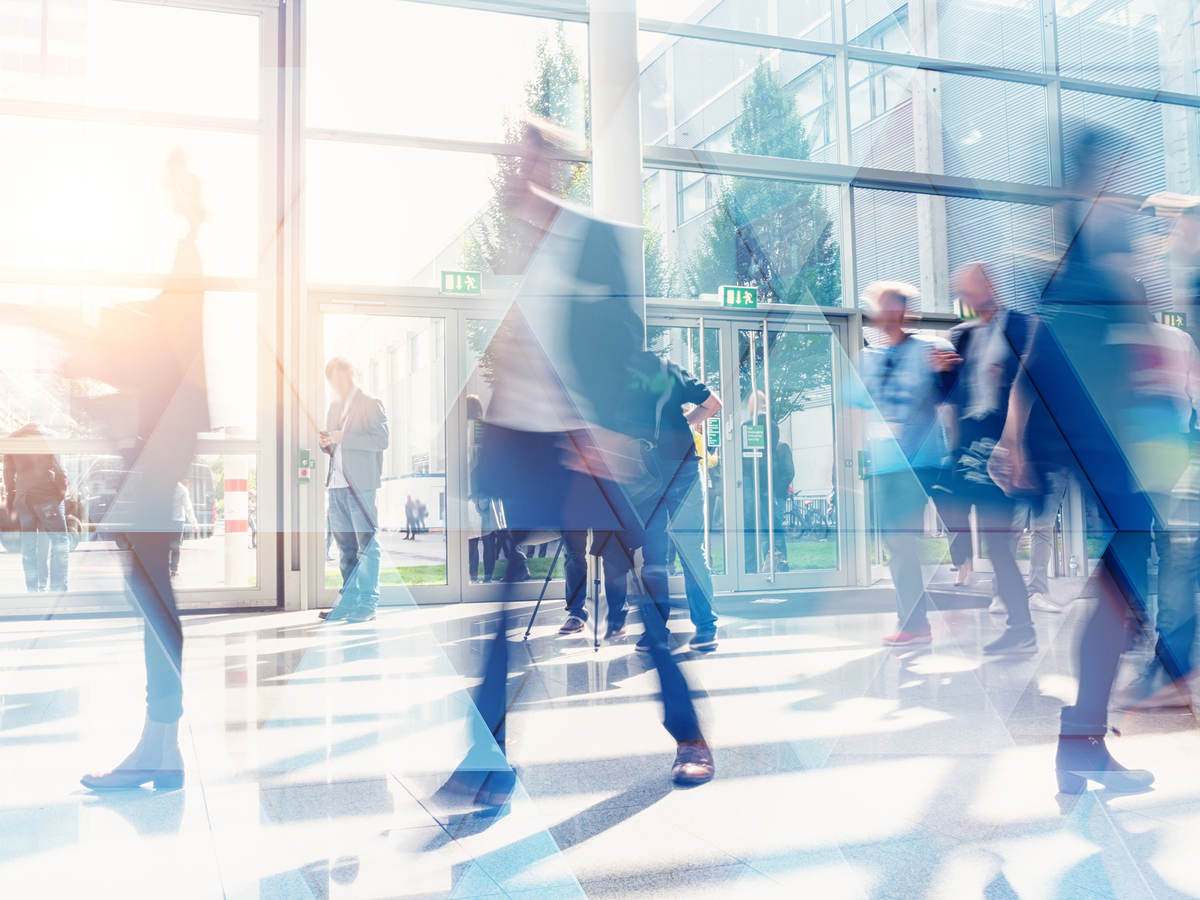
[733,319,848,589]
[645,319,731,594]
[316,304,453,605]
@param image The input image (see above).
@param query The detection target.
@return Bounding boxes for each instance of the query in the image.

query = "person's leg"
[600,537,630,629]
[879,472,930,633]
[15,496,41,591]
[1150,497,1199,683]
[482,532,499,582]
[39,500,70,592]
[1028,469,1069,595]
[468,536,481,581]
[666,473,717,634]
[980,497,1031,630]
[640,501,673,627]
[932,485,973,573]
[125,530,185,726]
[328,489,360,614]
[562,530,589,621]
[349,488,381,615]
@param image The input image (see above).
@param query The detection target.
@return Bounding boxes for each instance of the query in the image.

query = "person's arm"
[685,392,721,426]
[319,403,337,455]
[184,488,197,527]
[340,397,390,452]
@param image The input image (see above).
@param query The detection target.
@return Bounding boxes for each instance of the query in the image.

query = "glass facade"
[0,0,1196,608]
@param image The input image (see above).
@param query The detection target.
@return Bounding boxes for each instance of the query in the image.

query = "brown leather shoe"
[672,739,714,786]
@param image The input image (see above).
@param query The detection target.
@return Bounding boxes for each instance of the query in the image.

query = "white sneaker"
[988,596,1006,615]
[1029,592,1061,613]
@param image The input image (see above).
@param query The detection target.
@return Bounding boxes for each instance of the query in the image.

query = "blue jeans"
[664,470,717,632]
[15,494,68,592]
[329,487,381,612]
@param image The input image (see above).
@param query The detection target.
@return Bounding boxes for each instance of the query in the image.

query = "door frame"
[647,301,866,593]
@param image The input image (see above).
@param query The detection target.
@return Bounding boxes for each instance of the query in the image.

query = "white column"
[589,0,643,228]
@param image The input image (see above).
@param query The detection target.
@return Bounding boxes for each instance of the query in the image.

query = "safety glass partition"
[0,1,280,615]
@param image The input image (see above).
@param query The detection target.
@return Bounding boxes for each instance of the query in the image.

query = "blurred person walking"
[64,150,210,791]
[996,128,1185,792]
[168,479,197,579]
[319,357,389,623]
[933,263,1035,654]
[856,282,955,647]
[441,118,713,805]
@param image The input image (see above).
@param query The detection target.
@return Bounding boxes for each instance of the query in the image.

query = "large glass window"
[639,0,834,42]
[647,168,842,305]
[307,0,589,143]
[846,0,1044,73]
[639,36,837,162]
[849,65,1051,185]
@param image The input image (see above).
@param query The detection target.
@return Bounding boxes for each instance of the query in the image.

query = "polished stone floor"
[3,581,1200,899]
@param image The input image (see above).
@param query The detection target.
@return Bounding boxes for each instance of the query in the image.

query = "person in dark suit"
[932,262,1035,655]
[319,357,389,623]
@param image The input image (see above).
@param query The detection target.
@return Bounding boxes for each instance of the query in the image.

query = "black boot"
[1055,705,1153,794]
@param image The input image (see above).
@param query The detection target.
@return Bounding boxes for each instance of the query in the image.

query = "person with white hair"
[856,281,955,646]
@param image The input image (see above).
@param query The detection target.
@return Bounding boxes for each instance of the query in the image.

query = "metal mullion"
[638,18,839,58]
[120,0,280,12]
[0,267,259,292]
[1041,0,1065,188]
[642,145,1150,207]
[406,0,589,23]
[0,98,261,134]
[304,128,591,162]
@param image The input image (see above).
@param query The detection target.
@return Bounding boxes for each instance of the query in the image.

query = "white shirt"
[965,310,1009,420]
[328,387,358,490]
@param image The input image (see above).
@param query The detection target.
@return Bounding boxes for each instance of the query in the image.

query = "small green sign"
[742,423,766,449]
[441,270,482,295]
[705,416,721,449]
[298,448,314,485]
[1163,311,1188,330]
[721,285,758,309]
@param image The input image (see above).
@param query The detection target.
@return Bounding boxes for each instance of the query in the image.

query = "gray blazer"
[324,389,389,492]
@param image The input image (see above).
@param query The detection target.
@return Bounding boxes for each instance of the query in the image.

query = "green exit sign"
[1163,311,1188,329]
[720,285,758,309]
[441,270,482,295]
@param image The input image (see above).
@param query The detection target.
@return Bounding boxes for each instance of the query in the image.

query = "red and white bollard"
[224,456,249,587]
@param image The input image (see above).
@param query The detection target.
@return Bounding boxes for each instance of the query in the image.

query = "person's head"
[862,281,919,330]
[953,263,998,317]
[504,116,575,220]
[465,394,484,421]
[324,357,356,400]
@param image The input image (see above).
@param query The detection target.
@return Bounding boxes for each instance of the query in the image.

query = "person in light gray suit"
[320,357,389,622]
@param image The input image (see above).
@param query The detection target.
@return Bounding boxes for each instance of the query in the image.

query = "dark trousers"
[168,523,187,574]
[563,530,589,619]
[1152,508,1200,681]
[1068,488,1155,734]
[329,486,381,612]
[471,427,702,753]
[468,532,500,581]
[938,478,1030,629]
